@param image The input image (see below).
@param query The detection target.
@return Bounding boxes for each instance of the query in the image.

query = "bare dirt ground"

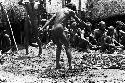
[0,45,125,83]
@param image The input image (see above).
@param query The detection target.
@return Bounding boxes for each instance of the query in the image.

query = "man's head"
[98,21,106,31]
[86,22,92,32]
[108,26,114,35]
[116,21,125,30]
[116,21,124,25]
[34,0,40,9]
[66,3,76,11]
[108,26,114,30]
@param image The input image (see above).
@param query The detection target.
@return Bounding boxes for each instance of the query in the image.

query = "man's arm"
[41,14,56,30]
[119,30,125,34]
[71,11,86,26]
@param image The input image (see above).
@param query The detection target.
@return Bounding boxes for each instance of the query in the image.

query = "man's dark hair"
[66,3,76,11]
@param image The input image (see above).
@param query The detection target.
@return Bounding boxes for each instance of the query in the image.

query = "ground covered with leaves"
[0,45,125,83]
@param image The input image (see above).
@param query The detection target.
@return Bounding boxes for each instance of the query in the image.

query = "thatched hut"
[86,0,125,27]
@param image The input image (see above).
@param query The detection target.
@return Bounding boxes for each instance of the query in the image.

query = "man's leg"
[101,43,108,53]
[56,41,62,69]
[78,39,88,51]
[33,20,42,55]
[24,18,29,54]
[60,32,72,69]
[34,30,42,55]
[51,30,62,69]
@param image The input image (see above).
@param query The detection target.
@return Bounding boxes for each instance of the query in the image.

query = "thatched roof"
[91,0,125,19]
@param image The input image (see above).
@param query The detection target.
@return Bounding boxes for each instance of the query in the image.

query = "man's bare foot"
[26,51,29,55]
[38,50,42,56]
[38,48,42,57]
[38,53,42,58]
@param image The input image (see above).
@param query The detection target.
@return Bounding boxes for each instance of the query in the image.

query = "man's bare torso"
[53,7,74,29]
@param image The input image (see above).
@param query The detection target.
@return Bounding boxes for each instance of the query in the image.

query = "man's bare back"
[51,8,76,40]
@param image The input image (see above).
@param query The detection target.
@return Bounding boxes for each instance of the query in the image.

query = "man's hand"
[79,21,86,29]
[64,28,69,33]
[79,21,92,30]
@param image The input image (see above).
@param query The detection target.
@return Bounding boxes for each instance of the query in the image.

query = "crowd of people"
[40,3,125,69]
[41,4,125,55]
[67,20,125,53]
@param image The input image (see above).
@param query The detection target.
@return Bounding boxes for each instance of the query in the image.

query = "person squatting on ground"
[42,3,87,69]
[77,23,94,52]
[101,26,123,53]
[18,0,42,55]
[116,21,125,43]
[68,22,81,48]
[116,21,125,49]
[93,21,107,46]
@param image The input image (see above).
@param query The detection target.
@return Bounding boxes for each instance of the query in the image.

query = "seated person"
[101,26,123,53]
[77,27,93,52]
[93,21,107,46]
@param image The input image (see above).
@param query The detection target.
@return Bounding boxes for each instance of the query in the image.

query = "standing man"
[42,3,87,69]
[18,0,42,55]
